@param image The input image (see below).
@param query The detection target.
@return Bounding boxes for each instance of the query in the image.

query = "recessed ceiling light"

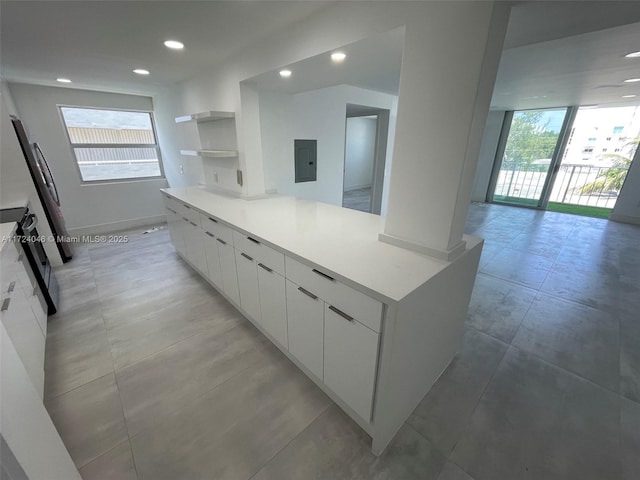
[56,78,72,83]
[279,70,292,78]
[331,52,346,63]
[622,94,637,98]
[133,69,150,75]
[624,78,640,83]
[164,40,184,50]
[625,51,640,58]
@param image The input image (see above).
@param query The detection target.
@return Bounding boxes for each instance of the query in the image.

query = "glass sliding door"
[491,108,569,207]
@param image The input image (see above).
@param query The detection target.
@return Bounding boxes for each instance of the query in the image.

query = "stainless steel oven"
[0,206,58,315]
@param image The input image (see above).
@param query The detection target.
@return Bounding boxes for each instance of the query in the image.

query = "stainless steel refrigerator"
[11,117,73,262]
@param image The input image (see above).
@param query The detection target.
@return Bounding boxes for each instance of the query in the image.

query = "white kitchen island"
[161,186,483,455]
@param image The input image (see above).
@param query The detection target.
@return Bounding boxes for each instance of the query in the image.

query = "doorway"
[342,104,390,214]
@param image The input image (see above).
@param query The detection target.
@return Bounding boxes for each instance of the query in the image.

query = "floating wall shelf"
[175,111,235,124]
[180,149,238,158]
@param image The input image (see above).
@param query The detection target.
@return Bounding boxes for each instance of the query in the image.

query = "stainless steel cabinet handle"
[184,205,191,209]
[297,286,318,300]
[189,221,197,227]
[1,298,10,312]
[258,263,272,273]
[205,231,214,238]
[216,238,227,245]
[183,217,189,222]
[208,217,218,223]
[241,252,253,261]
[312,269,335,282]
[7,281,16,293]
[329,305,353,322]
[247,236,260,245]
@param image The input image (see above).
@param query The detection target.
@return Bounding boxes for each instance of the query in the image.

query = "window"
[613,126,624,134]
[587,137,597,142]
[60,106,163,182]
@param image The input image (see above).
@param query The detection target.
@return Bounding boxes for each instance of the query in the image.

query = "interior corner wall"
[153,88,204,188]
[611,143,640,224]
[471,109,505,202]
[7,83,168,233]
[258,84,397,207]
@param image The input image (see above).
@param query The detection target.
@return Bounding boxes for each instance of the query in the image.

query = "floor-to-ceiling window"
[489,105,639,218]
[490,108,569,207]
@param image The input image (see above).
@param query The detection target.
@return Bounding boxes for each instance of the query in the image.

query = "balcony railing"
[494,162,630,208]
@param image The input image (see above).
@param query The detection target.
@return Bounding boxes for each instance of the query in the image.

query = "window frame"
[58,105,165,184]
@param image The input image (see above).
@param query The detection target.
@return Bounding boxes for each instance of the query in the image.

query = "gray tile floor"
[44,203,640,479]
[343,186,372,213]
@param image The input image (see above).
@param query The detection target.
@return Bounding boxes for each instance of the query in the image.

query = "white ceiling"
[0,1,331,95]
[242,27,404,95]
[1,1,640,111]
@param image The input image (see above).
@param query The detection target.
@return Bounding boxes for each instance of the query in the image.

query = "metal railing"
[549,164,629,208]
[494,162,629,208]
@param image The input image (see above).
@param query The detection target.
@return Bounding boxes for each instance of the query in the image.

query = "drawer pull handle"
[297,286,318,300]
[241,252,254,261]
[1,298,10,312]
[258,263,272,273]
[189,221,197,227]
[312,269,335,282]
[247,236,260,245]
[216,238,227,245]
[7,281,16,293]
[329,305,353,322]
[183,217,189,222]
[184,205,191,209]
[208,217,218,223]
[205,231,214,238]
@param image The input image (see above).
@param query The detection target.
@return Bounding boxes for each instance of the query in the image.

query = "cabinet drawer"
[285,256,382,333]
[202,216,234,244]
[233,231,284,276]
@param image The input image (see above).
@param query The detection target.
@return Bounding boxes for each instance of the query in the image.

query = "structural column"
[380,2,510,260]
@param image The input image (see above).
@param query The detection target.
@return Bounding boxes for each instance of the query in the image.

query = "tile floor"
[44,203,640,479]
[342,187,372,213]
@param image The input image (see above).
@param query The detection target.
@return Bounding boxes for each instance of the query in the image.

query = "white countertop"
[162,187,482,303]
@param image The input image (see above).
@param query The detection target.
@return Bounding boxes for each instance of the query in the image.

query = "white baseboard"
[67,215,167,236]
[609,213,640,225]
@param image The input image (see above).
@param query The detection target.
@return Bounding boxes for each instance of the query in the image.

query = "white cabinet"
[1,238,46,398]
[216,237,240,305]
[286,279,324,380]
[202,230,223,289]
[324,303,379,422]
[234,249,261,323]
[257,263,287,348]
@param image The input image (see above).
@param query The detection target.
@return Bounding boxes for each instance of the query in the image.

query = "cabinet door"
[235,250,261,324]
[257,264,287,347]
[175,215,189,257]
[216,239,240,305]
[202,231,223,289]
[1,286,46,398]
[185,221,208,276]
[286,280,323,380]
[324,304,379,422]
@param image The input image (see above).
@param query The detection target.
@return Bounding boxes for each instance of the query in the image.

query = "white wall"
[7,83,168,234]
[611,144,640,224]
[471,110,505,202]
[258,84,396,207]
[344,116,377,191]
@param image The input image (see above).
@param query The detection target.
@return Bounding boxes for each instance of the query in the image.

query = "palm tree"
[576,138,637,195]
